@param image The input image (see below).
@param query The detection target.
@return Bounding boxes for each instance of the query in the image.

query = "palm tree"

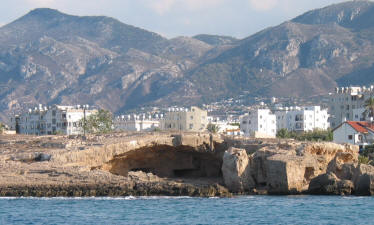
[207,123,220,134]
[364,97,374,121]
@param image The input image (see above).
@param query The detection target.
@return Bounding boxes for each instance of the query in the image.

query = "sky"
[0,0,353,39]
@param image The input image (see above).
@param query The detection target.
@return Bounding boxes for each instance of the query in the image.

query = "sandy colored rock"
[353,164,374,196]
[266,154,319,194]
[308,172,354,195]
[222,147,255,193]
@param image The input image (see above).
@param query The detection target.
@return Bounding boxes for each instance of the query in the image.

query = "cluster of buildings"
[6,84,374,150]
[329,86,374,149]
[10,105,97,135]
[239,106,330,138]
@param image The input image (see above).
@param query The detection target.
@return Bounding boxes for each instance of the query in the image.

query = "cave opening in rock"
[105,145,223,179]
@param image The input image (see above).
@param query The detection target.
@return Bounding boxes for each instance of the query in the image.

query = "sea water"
[0,196,373,224]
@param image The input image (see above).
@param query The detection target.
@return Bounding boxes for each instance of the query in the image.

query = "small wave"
[0,196,196,201]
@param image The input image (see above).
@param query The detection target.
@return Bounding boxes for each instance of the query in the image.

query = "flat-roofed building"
[162,106,208,132]
[10,105,97,135]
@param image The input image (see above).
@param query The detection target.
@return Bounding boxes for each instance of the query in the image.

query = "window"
[346,105,350,110]
[348,135,353,140]
[190,116,193,120]
[189,124,193,129]
[346,113,350,120]
[52,119,56,124]
[52,110,56,117]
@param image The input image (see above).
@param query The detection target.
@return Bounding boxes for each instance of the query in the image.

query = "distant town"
[1,85,374,150]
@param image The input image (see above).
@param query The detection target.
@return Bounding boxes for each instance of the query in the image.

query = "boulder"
[266,154,319,194]
[353,164,374,195]
[308,172,354,195]
[222,147,255,192]
[250,147,292,186]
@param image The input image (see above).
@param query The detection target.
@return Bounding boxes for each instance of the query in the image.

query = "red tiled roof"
[346,121,374,133]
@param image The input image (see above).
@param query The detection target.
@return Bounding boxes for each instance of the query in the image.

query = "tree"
[207,123,220,134]
[0,122,5,134]
[82,109,113,134]
[364,97,374,120]
[276,128,290,138]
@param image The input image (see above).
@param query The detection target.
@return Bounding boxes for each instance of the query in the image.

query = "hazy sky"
[0,0,353,38]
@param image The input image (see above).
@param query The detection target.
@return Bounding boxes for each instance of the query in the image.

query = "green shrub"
[358,155,371,165]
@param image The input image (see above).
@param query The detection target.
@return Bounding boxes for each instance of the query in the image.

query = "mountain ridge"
[1,2,374,122]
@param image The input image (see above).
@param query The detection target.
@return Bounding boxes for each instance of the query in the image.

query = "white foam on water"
[0,196,197,201]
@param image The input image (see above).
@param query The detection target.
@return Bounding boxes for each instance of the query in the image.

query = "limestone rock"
[308,172,354,195]
[222,147,255,192]
[354,164,374,196]
[266,154,319,194]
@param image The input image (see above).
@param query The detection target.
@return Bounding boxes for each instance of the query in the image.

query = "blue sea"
[0,196,373,224]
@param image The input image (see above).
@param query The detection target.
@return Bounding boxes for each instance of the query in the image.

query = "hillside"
[1,2,374,121]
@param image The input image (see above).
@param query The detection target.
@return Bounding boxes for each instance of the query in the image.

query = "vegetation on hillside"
[276,128,333,142]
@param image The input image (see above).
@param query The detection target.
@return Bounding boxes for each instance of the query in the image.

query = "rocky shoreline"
[0,132,373,197]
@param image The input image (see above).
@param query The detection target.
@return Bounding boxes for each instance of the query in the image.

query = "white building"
[240,108,276,138]
[162,106,208,132]
[275,106,329,132]
[10,105,97,135]
[207,117,240,135]
[328,86,374,128]
[114,114,160,132]
[333,121,374,148]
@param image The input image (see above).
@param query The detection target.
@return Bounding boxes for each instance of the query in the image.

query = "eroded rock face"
[308,172,354,195]
[353,164,374,195]
[266,154,319,194]
[221,147,254,193]
[221,141,360,195]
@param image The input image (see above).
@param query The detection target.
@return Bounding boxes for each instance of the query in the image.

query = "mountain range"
[1,1,374,121]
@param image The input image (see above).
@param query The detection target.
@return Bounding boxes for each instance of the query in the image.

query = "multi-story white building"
[114,114,160,132]
[275,106,329,132]
[10,105,97,135]
[328,86,374,128]
[240,108,276,138]
[161,106,208,132]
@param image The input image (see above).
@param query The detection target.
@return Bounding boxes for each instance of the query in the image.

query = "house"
[240,108,276,138]
[10,105,97,135]
[114,114,160,132]
[333,121,374,148]
[161,106,208,132]
[275,106,329,132]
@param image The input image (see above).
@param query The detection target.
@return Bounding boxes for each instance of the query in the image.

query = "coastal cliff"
[0,133,372,197]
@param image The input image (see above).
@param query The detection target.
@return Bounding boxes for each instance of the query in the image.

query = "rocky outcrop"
[308,172,354,195]
[353,164,374,196]
[266,154,319,194]
[221,141,361,195]
[221,147,254,193]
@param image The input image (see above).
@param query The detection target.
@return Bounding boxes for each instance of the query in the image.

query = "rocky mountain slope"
[1,1,374,121]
